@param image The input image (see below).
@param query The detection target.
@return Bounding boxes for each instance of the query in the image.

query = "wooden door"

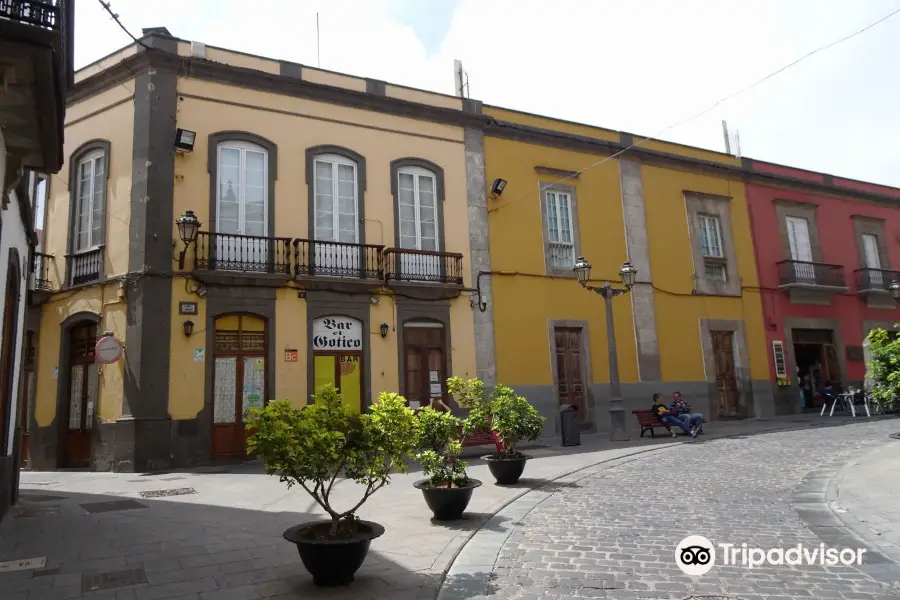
[711,330,739,418]
[212,316,267,459]
[403,325,446,410]
[554,328,586,419]
[313,353,364,413]
[64,323,96,468]
[18,332,35,467]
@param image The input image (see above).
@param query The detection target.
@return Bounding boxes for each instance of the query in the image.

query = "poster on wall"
[312,316,363,351]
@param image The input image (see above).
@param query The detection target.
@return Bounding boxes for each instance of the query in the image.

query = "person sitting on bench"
[651,393,696,438]
[670,391,704,435]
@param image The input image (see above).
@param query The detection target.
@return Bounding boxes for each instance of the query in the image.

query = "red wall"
[746,175,900,383]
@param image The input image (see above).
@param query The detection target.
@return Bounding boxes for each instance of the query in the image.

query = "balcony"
[777,260,847,305]
[293,239,384,280]
[192,232,467,289]
[31,251,54,291]
[66,247,103,286]
[854,268,900,308]
[384,248,464,285]
[0,0,74,175]
[195,231,293,276]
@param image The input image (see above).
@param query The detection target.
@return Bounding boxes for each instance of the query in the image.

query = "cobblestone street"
[445,420,900,600]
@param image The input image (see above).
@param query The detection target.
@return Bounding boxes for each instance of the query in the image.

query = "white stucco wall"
[0,129,31,457]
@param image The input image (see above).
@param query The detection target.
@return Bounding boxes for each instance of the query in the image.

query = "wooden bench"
[632,409,672,438]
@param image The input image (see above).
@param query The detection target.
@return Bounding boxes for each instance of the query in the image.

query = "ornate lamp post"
[573,256,638,442]
[175,210,201,270]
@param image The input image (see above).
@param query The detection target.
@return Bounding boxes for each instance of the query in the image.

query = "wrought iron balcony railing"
[67,247,103,286]
[777,260,846,288]
[384,248,464,284]
[293,239,384,280]
[31,251,54,291]
[855,268,900,292]
[195,231,293,274]
[0,0,61,30]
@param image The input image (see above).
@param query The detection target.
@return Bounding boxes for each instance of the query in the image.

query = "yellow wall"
[641,165,768,380]
[484,136,637,386]
[34,283,126,426]
[483,132,768,387]
[47,86,135,287]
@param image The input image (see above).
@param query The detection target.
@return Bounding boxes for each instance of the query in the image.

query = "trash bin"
[560,404,580,447]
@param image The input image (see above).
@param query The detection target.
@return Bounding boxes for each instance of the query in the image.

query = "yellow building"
[479,108,772,436]
[29,28,488,471]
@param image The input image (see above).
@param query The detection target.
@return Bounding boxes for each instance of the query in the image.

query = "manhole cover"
[82,567,146,593]
[139,487,197,498]
[0,557,47,572]
[80,499,148,514]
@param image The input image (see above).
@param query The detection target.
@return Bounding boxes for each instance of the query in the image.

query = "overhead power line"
[488,4,900,215]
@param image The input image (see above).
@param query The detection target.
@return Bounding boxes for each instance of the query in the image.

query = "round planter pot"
[414,479,482,521]
[283,520,385,586]
[483,454,530,485]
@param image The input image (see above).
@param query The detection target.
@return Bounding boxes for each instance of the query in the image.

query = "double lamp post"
[573,256,638,442]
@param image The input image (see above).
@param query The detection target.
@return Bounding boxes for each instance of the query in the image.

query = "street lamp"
[574,256,638,442]
[175,210,201,270]
[891,280,900,301]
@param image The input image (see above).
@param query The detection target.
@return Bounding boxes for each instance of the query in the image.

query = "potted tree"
[246,385,417,586]
[412,407,481,520]
[449,377,546,485]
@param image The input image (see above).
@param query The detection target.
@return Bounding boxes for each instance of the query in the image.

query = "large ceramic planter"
[283,520,385,586]
[483,454,530,485]
[414,479,482,520]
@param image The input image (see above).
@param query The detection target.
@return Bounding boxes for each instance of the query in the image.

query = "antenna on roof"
[721,120,742,158]
[316,13,321,68]
[453,59,470,98]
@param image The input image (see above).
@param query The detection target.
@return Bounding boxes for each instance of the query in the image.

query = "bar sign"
[772,340,787,379]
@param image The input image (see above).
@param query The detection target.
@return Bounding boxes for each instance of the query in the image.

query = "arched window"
[397,166,439,252]
[216,141,269,238]
[313,153,359,244]
[67,139,110,285]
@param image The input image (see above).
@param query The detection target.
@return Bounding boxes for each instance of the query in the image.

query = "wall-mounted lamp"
[183,320,195,337]
[380,323,389,338]
[891,280,900,301]
[175,210,201,269]
[490,178,507,199]
[174,128,197,153]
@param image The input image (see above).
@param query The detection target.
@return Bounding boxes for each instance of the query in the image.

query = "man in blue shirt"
[651,393,695,438]
[671,391,703,435]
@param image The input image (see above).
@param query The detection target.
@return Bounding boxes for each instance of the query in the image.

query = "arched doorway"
[212,314,267,458]
[402,320,448,411]
[311,316,364,413]
[63,322,97,468]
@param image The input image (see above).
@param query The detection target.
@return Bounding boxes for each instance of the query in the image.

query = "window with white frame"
[546,190,574,270]
[397,166,438,251]
[698,214,727,281]
[74,151,106,252]
[216,141,268,238]
[314,154,358,244]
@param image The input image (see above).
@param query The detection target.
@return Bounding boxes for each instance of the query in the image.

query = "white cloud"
[75,0,900,186]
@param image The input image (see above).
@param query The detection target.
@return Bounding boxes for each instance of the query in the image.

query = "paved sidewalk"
[0,414,888,599]
[833,435,900,564]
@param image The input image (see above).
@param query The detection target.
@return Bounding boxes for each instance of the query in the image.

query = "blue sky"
[74,0,900,187]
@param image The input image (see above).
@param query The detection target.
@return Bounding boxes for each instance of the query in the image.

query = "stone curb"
[433,418,878,600]
[792,439,900,588]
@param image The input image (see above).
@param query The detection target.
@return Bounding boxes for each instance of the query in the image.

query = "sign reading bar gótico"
[312,316,363,350]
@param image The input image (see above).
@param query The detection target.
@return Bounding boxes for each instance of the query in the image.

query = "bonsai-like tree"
[246,385,418,537]
[415,407,470,488]
[866,327,900,412]
[447,377,546,458]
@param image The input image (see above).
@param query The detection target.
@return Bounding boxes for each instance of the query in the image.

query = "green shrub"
[246,385,418,537]
[414,407,469,488]
[866,327,900,412]
[447,377,546,458]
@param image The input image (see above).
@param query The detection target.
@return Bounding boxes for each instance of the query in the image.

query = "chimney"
[141,27,172,37]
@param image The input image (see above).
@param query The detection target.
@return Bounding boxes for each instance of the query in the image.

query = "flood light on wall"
[174,128,197,152]
[490,178,507,199]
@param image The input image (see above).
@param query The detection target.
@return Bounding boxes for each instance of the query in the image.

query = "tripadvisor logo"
[676,535,867,574]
